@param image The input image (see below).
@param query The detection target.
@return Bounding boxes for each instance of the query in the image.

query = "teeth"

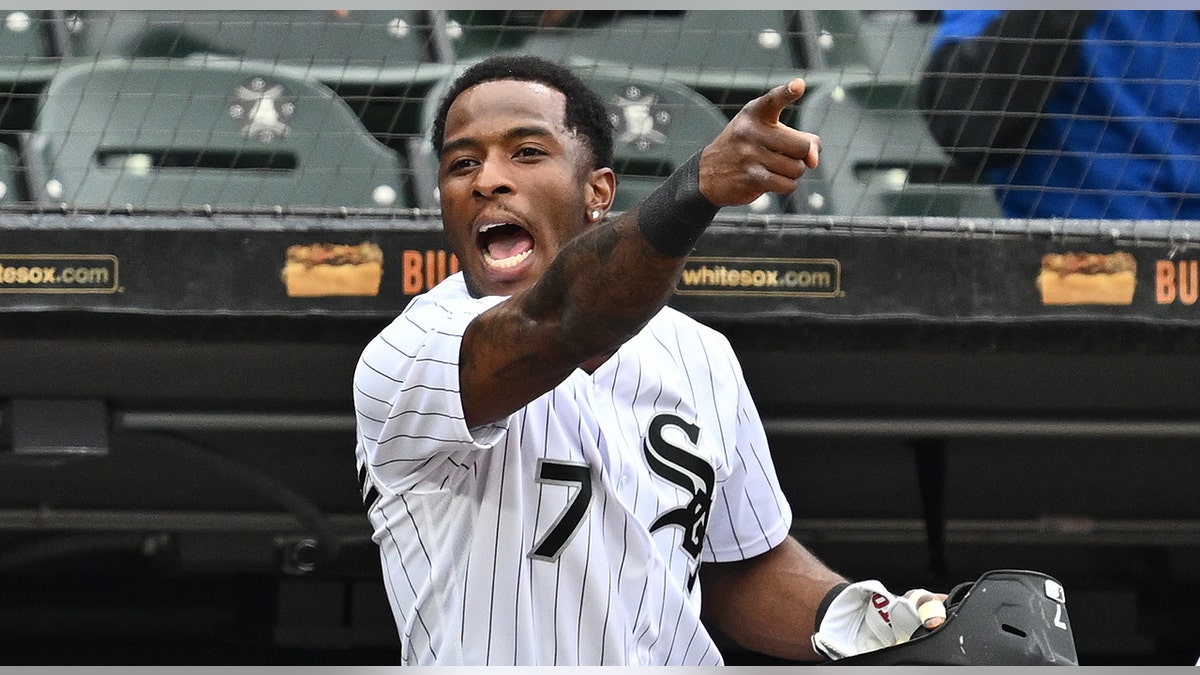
[479,222,509,233]
[484,248,532,269]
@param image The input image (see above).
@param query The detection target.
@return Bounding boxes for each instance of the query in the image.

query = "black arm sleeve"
[918,11,1096,171]
[635,151,718,258]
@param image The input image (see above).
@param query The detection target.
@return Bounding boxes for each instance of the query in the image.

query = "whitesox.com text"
[677,257,841,297]
[0,255,118,293]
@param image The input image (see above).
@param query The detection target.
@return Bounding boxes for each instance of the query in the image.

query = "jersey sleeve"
[354,289,507,493]
[700,335,793,564]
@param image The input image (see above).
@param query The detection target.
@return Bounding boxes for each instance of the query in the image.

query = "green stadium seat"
[0,10,65,76]
[0,11,71,138]
[520,11,802,77]
[444,10,926,84]
[810,10,940,81]
[0,141,26,203]
[441,11,563,60]
[25,57,412,211]
[59,10,456,154]
[855,11,939,80]
[795,75,1002,218]
[580,68,791,216]
[444,11,816,122]
[64,11,444,85]
[800,10,874,73]
[409,65,792,216]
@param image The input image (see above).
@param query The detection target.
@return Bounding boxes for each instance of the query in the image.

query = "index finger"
[743,77,806,124]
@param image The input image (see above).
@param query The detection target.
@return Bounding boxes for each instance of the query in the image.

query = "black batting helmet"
[823,569,1079,666]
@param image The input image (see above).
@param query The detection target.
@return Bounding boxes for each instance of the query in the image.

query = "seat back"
[516,11,804,77]
[798,10,874,72]
[0,141,25,203]
[0,9,64,72]
[582,68,787,215]
[67,11,438,74]
[28,58,409,211]
[797,10,936,78]
[445,11,812,122]
[0,10,70,137]
[855,11,940,80]
[797,76,1001,218]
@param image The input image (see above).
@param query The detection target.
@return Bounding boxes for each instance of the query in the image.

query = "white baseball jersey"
[354,272,792,665]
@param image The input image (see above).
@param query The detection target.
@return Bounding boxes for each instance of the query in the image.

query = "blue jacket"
[926,11,1200,220]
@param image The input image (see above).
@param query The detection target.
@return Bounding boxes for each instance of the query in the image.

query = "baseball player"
[354,54,945,665]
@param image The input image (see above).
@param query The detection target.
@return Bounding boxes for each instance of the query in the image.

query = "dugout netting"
[0,9,1039,218]
[2,10,1193,224]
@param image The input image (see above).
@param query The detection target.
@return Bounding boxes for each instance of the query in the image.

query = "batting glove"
[811,580,946,660]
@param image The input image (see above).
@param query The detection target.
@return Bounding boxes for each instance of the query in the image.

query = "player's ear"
[585,166,616,222]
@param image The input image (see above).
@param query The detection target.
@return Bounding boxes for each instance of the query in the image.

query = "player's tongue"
[483,226,534,269]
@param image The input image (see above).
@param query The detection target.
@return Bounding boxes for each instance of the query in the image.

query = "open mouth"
[478,222,534,270]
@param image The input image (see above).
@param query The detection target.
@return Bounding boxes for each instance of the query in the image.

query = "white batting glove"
[811,580,946,660]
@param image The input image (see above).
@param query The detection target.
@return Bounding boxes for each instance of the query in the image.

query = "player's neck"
[579,350,616,375]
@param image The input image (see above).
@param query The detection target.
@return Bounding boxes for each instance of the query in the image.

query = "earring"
[591,210,601,221]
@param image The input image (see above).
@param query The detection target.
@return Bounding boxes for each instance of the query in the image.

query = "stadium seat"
[25,57,412,211]
[0,10,66,75]
[440,10,564,61]
[517,11,803,77]
[64,11,444,84]
[796,10,936,79]
[443,10,928,81]
[582,68,793,215]
[796,75,1002,218]
[851,11,940,80]
[409,65,792,216]
[798,10,874,73]
[59,11,456,157]
[0,141,25,203]
[443,11,819,122]
[0,10,71,137]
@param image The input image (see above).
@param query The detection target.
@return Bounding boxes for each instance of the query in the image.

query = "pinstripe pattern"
[354,273,792,665]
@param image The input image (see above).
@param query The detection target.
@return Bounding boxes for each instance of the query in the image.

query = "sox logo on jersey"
[642,413,715,590]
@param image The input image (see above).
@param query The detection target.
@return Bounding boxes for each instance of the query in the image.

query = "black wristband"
[814,581,851,629]
[635,151,719,258]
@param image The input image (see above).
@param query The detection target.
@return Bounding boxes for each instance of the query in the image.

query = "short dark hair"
[431,55,614,170]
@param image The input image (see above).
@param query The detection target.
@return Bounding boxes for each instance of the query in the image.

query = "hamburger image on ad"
[1036,250,1136,306]
[282,241,383,297]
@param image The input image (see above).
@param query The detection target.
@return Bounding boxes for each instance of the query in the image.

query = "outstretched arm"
[460,79,821,428]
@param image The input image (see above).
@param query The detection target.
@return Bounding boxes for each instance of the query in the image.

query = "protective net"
[9,10,1191,221]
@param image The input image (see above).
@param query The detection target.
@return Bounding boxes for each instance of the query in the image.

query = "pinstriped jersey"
[354,272,792,665]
